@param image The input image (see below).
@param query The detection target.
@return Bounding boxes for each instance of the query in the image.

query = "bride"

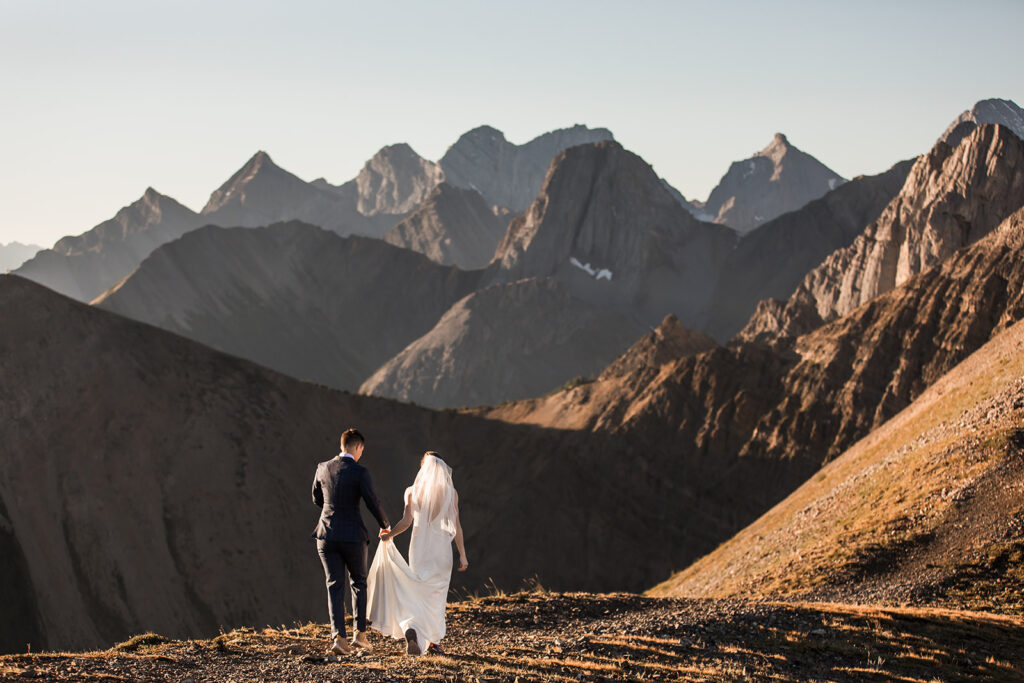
[367,451,468,655]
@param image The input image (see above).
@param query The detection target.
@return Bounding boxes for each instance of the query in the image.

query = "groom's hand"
[379,527,391,540]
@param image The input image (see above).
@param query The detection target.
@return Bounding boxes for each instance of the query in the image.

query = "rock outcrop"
[383,183,509,269]
[348,143,444,215]
[0,241,41,272]
[701,133,845,234]
[439,124,614,212]
[492,140,737,329]
[15,188,203,302]
[359,278,645,409]
[600,314,717,379]
[738,124,1024,343]
[95,222,483,391]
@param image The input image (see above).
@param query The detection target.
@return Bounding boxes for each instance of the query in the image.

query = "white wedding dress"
[367,455,457,652]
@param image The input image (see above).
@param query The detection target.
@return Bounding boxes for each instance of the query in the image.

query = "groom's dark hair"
[341,428,364,450]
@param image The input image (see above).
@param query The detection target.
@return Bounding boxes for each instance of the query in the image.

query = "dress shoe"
[404,628,421,655]
[351,630,373,652]
[329,634,352,656]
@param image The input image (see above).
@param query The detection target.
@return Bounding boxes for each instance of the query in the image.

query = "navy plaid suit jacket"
[311,455,390,542]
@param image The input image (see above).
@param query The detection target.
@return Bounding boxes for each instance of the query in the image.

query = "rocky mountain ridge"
[15,188,204,302]
[14,125,609,302]
[739,123,1024,343]
[439,124,614,212]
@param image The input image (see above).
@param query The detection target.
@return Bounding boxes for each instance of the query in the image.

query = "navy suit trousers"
[316,539,368,637]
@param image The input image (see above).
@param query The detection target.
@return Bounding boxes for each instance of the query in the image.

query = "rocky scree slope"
[653,313,1024,617]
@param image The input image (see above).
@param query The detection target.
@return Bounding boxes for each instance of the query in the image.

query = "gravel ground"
[3,592,1023,682]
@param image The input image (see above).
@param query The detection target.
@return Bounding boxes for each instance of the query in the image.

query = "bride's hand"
[458,556,469,572]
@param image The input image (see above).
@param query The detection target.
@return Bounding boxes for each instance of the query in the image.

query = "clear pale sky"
[2,0,1022,246]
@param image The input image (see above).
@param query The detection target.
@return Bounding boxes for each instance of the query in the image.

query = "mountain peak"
[941,97,1024,146]
[701,132,844,234]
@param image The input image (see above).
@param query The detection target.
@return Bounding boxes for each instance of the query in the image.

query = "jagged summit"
[700,133,845,234]
[941,97,1024,146]
[352,143,443,215]
[201,150,291,215]
[439,124,615,211]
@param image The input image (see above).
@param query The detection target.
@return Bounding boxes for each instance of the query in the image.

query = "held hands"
[379,527,392,542]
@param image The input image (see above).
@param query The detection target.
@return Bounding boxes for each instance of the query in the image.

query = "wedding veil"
[411,453,458,539]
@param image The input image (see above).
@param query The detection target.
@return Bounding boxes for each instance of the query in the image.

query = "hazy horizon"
[2,0,1022,246]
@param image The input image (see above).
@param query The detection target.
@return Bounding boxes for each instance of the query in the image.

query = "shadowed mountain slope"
[652,314,1024,616]
[94,222,484,391]
[360,278,647,409]
[15,189,203,302]
[439,124,614,212]
[700,133,845,234]
[739,124,1024,343]
[383,183,509,270]
[0,274,788,654]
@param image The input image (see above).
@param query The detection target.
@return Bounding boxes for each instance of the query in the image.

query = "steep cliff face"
[439,124,614,212]
[383,183,509,270]
[705,158,914,340]
[15,188,203,302]
[95,222,484,391]
[359,278,645,409]
[492,141,736,329]
[701,133,845,234]
[739,124,1024,343]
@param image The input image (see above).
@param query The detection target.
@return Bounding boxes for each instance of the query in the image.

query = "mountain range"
[14,125,612,303]
[4,97,1024,657]
[0,242,41,273]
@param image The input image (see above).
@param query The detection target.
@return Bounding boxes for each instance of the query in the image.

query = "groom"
[312,428,390,655]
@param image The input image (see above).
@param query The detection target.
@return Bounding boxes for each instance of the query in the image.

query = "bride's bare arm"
[454,491,468,571]
[381,491,414,541]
